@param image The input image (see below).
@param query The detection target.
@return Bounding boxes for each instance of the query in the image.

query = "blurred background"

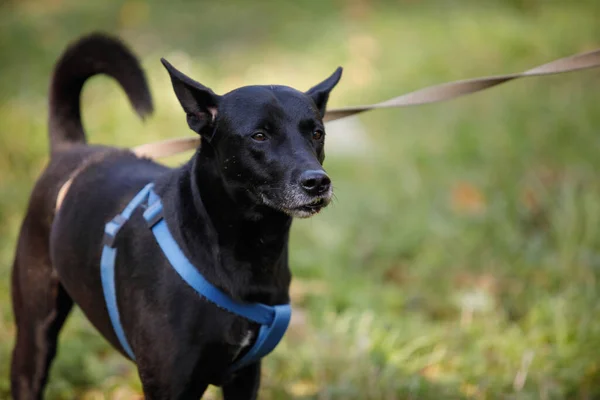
[1,0,600,398]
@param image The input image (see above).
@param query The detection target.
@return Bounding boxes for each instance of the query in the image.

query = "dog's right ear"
[161,58,221,140]
[306,67,343,118]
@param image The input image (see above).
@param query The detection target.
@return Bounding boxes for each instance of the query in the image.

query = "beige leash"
[133,47,600,160]
[57,47,600,212]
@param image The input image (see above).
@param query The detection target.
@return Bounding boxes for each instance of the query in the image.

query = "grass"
[1,0,600,398]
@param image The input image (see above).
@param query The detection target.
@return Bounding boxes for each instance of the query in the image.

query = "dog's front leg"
[138,371,209,400]
[221,361,261,400]
[136,349,212,400]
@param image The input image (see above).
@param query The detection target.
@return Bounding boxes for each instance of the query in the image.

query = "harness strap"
[100,184,155,360]
[100,183,291,371]
[142,191,277,325]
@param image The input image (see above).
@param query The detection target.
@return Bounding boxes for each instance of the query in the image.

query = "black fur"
[48,33,153,153]
[10,33,342,400]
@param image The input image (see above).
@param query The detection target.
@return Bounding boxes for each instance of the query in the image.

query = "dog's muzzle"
[260,169,333,218]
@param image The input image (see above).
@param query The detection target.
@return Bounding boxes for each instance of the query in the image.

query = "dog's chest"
[232,330,254,359]
[240,330,253,348]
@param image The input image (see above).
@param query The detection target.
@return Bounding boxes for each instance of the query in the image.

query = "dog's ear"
[305,67,343,117]
[161,58,221,139]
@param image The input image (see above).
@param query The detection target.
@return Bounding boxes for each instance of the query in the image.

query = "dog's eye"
[251,131,268,142]
[312,129,324,141]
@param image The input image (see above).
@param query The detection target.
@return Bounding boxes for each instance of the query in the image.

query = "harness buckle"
[102,214,128,248]
[143,200,164,228]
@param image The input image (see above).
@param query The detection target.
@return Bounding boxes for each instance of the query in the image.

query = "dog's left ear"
[306,67,343,117]
[161,58,221,140]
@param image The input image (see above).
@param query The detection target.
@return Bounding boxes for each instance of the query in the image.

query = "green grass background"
[1,0,600,398]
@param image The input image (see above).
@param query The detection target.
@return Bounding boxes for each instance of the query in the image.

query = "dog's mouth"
[282,197,330,218]
[260,191,331,218]
[291,198,327,213]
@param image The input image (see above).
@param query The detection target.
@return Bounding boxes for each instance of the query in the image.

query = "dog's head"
[162,59,342,218]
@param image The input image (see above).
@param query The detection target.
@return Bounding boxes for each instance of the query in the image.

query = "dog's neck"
[169,144,292,305]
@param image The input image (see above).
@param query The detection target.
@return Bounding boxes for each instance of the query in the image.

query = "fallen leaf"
[451,181,486,215]
[289,380,319,397]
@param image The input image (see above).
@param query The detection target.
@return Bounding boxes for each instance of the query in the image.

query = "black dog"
[10,33,341,399]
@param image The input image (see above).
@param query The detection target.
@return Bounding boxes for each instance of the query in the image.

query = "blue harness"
[100,183,291,372]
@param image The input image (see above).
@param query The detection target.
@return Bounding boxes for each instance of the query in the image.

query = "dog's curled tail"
[48,33,153,153]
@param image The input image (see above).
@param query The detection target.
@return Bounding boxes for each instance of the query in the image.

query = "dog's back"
[10,33,156,399]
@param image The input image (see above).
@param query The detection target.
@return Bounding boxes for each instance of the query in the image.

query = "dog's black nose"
[300,170,331,195]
